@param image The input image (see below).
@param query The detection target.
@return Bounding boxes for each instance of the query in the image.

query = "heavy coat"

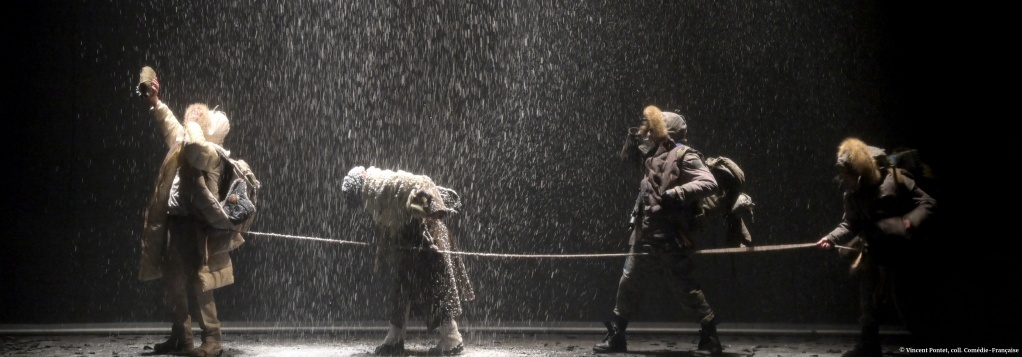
[358,167,474,329]
[139,102,244,291]
[824,167,936,266]
[632,140,719,246]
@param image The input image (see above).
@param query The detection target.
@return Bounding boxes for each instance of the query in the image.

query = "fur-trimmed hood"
[836,137,884,186]
[183,103,230,146]
[640,105,669,142]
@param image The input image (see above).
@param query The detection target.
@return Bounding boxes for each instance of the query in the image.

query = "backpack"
[666,146,755,247]
[885,148,937,198]
[215,147,261,233]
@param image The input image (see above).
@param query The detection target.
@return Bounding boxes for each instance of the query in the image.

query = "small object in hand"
[136,66,157,97]
[227,194,239,204]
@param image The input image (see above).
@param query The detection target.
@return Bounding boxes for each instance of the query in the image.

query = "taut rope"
[245,231,853,258]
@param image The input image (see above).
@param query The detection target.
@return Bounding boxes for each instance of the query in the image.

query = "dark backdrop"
[1,0,1013,347]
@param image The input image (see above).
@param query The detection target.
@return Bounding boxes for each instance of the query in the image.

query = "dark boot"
[698,320,723,357]
[189,340,222,357]
[152,325,193,355]
[152,335,194,355]
[593,317,628,353]
[842,324,881,357]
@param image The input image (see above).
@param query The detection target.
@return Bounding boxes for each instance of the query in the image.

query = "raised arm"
[144,78,184,150]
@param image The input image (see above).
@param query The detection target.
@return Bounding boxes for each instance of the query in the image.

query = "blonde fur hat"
[641,105,669,142]
[836,137,882,185]
[184,103,230,145]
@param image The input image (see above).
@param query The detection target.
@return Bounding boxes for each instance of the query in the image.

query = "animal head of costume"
[184,103,231,145]
[342,166,367,205]
[835,137,884,190]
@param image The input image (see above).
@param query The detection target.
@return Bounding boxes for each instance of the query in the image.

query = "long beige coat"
[139,102,243,291]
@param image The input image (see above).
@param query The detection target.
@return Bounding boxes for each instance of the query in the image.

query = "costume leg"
[169,219,221,357]
[887,267,918,334]
[661,254,714,324]
[612,247,651,320]
[187,283,224,357]
[384,303,410,345]
[163,251,193,341]
[595,246,649,353]
[433,319,464,353]
[844,260,882,357]
[155,241,195,353]
[376,267,411,355]
[662,252,721,356]
[194,288,221,343]
[858,261,880,330]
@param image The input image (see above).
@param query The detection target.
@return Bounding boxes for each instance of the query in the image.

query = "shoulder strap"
[658,145,677,177]
[212,146,261,203]
[664,145,690,171]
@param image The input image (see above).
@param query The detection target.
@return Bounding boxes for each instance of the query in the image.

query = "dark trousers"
[857,255,919,335]
[162,217,221,343]
[612,240,715,324]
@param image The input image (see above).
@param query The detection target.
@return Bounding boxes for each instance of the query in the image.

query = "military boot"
[152,335,193,355]
[842,324,882,357]
[190,340,223,357]
[698,320,723,357]
[593,317,628,353]
[152,325,193,355]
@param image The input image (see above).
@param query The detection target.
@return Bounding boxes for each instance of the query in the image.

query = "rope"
[693,242,818,254]
[246,231,369,246]
[245,231,855,259]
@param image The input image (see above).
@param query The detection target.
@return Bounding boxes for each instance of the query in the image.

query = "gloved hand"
[663,187,684,203]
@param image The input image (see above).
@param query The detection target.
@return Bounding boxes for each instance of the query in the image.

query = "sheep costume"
[342,166,474,354]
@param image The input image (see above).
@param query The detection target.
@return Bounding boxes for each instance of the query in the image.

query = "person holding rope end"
[342,166,474,356]
[815,137,935,357]
[136,67,258,357]
[594,105,724,355]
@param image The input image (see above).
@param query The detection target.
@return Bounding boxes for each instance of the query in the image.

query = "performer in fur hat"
[596,105,725,355]
[343,166,474,356]
[816,137,936,357]
[137,68,256,357]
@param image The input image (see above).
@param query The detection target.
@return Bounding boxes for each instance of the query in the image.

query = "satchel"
[221,178,255,225]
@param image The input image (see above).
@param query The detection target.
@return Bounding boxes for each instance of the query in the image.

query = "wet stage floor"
[0,322,922,356]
